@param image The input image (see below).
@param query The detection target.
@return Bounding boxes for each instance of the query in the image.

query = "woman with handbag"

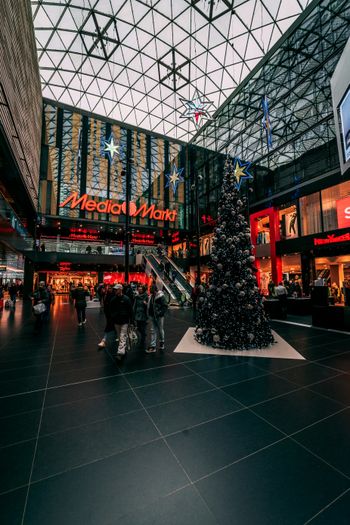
[133,284,149,351]
[32,282,50,333]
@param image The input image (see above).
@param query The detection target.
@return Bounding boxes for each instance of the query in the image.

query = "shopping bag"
[126,325,138,352]
[33,303,46,315]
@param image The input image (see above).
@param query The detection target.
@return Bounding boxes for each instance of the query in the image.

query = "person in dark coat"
[133,284,149,351]
[146,284,168,353]
[72,282,89,326]
[9,283,17,305]
[109,284,133,357]
[32,281,50,332]
[97,285,116,349]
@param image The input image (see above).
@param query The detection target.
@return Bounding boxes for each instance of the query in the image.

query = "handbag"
[126,324,138,352]
[33,302,46,315]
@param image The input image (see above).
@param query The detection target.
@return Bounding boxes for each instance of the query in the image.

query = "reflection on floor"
[1,298,350,524]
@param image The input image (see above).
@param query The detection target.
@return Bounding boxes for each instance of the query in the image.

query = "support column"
[23,257,34,299]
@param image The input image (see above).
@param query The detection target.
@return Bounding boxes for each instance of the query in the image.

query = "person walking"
[32,281,50,333]
[133,284,149,351]
[9,282,17,306]
[97,285,116,349]
[72,282,89,326]
[109,284,133,358]
[146,284,168,353]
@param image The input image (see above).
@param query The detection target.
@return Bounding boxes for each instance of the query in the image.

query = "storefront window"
[282,254,301,281]
[321,180,350,231]
[256,216,270,245]
[258,257,272,295]
[279,204,298,240]
[299,192,322,235]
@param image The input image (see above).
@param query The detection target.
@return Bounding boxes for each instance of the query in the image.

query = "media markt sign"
[59,192,177,222]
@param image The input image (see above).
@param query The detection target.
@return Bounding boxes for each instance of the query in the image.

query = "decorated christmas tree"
[195,156,274,350]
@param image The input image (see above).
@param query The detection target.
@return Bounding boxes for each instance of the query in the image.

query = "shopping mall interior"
[1,1,350,523]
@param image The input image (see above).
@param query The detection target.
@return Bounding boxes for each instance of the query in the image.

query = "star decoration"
[231,157,253,190]
[165,164,184,196]
[179,89,214,127]
[103,134,119,162]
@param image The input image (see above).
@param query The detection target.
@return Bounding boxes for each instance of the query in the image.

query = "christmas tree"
[195,156,274,350]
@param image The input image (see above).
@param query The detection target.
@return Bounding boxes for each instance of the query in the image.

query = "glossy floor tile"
[1,300,350,525]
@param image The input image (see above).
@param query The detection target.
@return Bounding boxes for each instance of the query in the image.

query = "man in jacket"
[32,281,50,332]
[133,284,149,351]
[72,282,89,326]
[97,285,116,349]
[146,284,168,353]
[109,284,133,357]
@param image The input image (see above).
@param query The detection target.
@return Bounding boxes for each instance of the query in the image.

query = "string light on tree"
[179,88,214,127]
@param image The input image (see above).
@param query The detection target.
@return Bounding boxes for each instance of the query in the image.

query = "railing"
[164,256,193,296]
[143,255,177,305]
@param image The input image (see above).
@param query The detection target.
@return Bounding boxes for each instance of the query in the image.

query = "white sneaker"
[82,319,87,324]
[98,340,106,348]
[78,322,82,326]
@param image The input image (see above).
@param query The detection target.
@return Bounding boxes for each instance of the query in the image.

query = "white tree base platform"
[174,328,305,360]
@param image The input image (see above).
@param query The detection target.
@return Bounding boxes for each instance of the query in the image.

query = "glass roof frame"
[192,0,350,170]
[32,0,312,142]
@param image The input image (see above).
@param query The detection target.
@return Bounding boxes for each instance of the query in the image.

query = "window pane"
[321,180,350,231]
[299,192,321,235]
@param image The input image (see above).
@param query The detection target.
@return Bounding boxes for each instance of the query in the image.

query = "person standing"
[72,282,89,326]
[109,284,133,358]
[275,281,288,319]
[133,284,149,351]
[146,285,168,353]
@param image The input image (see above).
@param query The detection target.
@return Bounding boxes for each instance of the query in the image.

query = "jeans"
[136,320,147,349]
[76,306,86,323]
[114,323,128,354]
[150,317,164,347]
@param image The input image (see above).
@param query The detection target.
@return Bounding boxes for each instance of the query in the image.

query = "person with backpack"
[146,284,168,353]
[32,281,50,333]
[72,282,89,326]
[133,284,149,351]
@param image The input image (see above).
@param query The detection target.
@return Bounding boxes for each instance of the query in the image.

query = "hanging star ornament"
[231,157,253,190]
[179,89,214,127]
[103,134,119,162]
[165,164,184,196]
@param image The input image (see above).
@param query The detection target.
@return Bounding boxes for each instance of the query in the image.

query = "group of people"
[96,282,168,358]
[268,279,302,298]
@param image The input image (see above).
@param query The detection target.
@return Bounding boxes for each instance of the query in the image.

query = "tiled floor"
[1,299,350,524]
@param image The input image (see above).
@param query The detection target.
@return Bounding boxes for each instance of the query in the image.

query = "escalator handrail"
[143,255,176,303]
[164,256,193,294]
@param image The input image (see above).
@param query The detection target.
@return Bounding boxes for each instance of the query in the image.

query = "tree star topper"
[103,134,119,162]
[179,89,214,127]
[165,164,184,196]
[232,157,253,190]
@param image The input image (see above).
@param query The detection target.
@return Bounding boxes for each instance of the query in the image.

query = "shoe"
[159,343,165,353]
[82,319,87,324]
[145,347,156,353]
[97,340,106,349]
[78,322,82,326]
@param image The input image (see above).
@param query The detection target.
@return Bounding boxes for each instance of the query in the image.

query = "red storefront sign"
[60,193,177,222]
[314,232,350,245]
[336,196,350,229]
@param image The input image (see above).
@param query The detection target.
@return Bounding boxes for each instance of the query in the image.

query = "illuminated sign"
[336,196,350,229]
[131,233,155,245]
[58,262,72,271]
[0,265,7,271]
[314,232,350,245]
[60,193,177,222]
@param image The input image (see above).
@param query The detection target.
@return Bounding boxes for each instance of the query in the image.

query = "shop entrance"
[37,272,98,294]
[315,255,350,303]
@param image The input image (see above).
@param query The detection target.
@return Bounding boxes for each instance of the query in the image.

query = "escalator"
[163,255,193,297]
[143,254,181,305]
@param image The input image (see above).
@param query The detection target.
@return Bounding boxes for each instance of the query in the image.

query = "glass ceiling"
[32,0,311,142]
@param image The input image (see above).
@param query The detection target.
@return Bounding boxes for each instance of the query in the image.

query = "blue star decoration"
[232,157,253,190]
[165,164,184,196]
[179,89,214,127]
[103,133,119,162]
